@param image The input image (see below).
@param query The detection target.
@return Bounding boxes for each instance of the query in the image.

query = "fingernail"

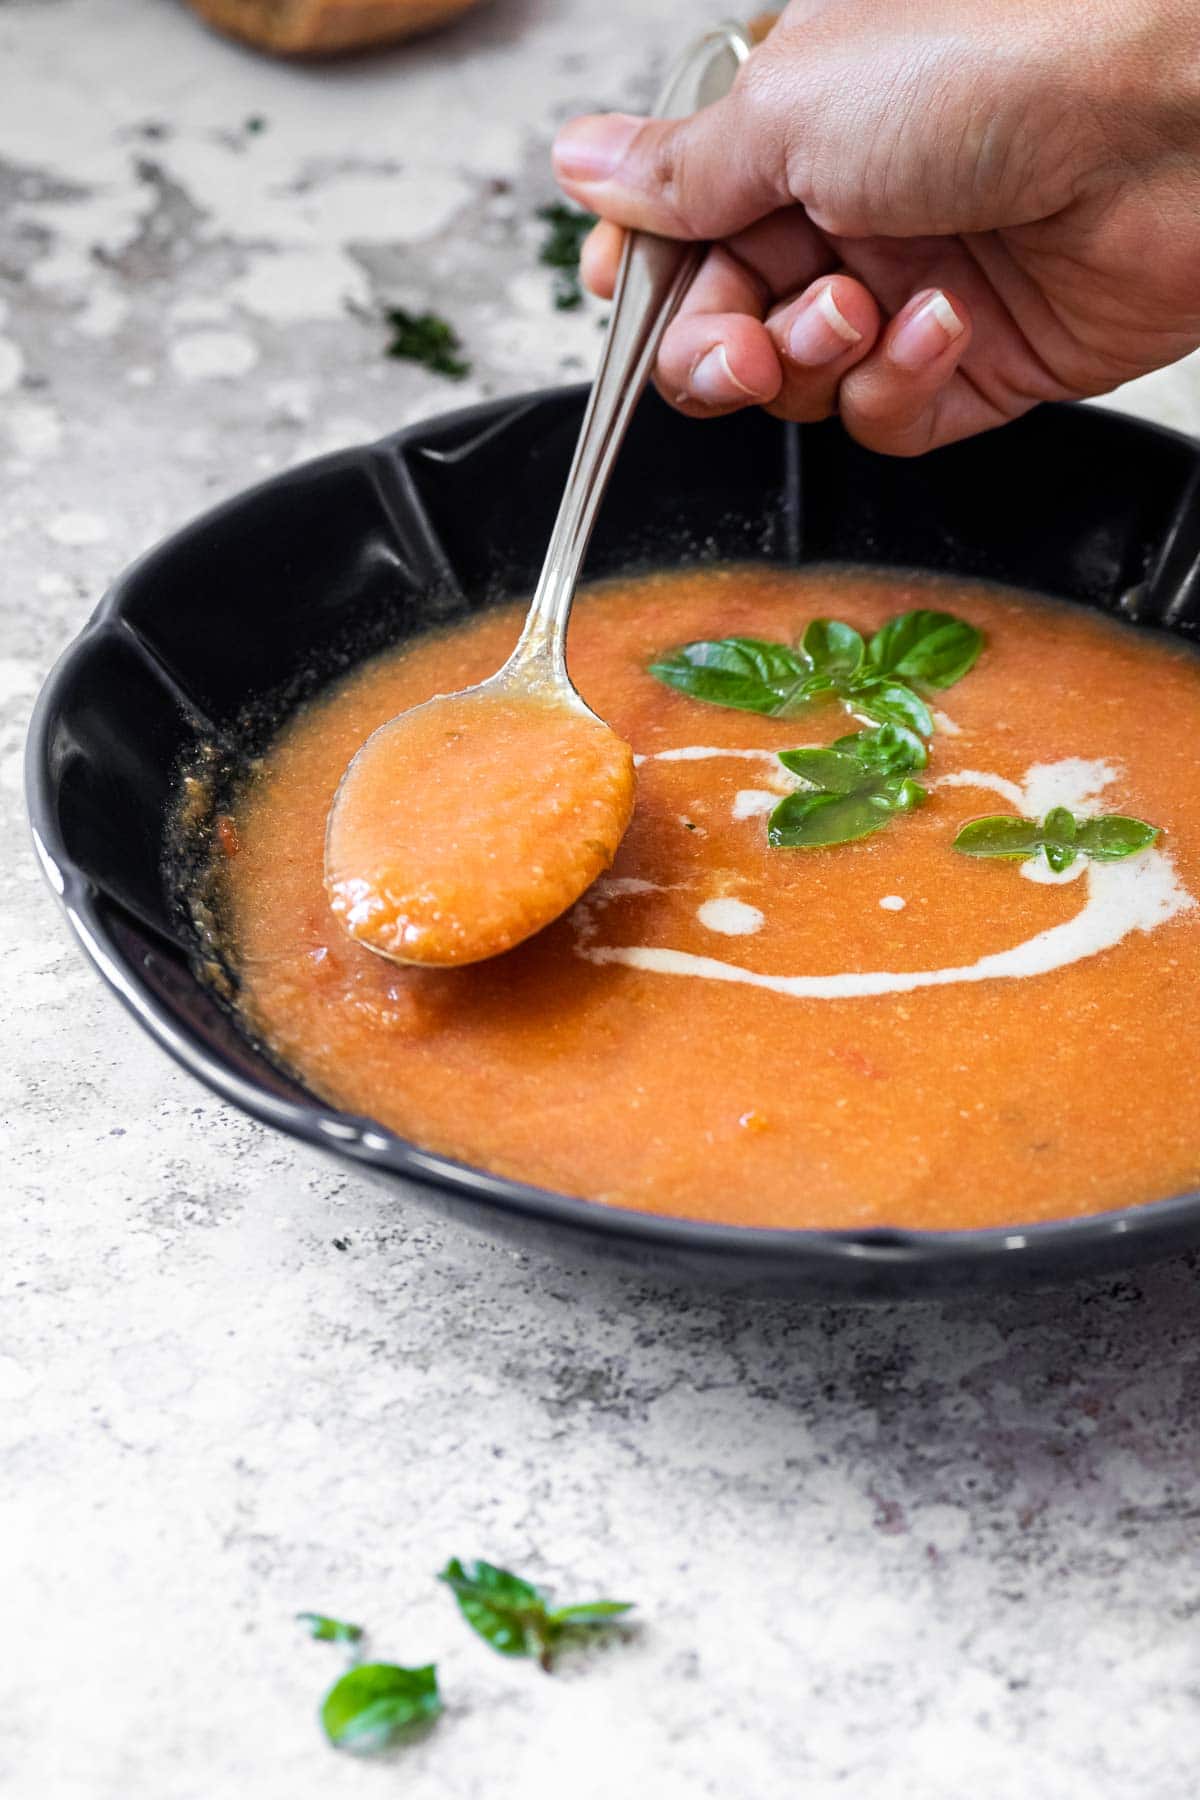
[687,344,759,406]
[787,284,862,366]
[552,113,642,184]
[889,290,964,371]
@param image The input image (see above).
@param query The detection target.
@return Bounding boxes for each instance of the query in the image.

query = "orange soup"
[324,687,635,966]
[211,566,1200,1230]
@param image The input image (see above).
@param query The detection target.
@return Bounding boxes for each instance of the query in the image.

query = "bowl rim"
[26,387,1200,1281]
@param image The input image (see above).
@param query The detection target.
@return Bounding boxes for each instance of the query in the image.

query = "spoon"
[325,20,753,967]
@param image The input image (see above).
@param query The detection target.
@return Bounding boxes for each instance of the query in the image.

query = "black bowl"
[26,387,1200,1296]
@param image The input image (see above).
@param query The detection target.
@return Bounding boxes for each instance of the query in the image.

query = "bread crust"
[186,0,485,56]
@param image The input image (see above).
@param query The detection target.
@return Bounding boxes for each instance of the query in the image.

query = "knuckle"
[641,126,698,234]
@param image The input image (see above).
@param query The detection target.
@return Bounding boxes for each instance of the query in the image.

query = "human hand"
[552,0,1200,455]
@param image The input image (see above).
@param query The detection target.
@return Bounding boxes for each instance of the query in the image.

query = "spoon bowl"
[324,667,636,966]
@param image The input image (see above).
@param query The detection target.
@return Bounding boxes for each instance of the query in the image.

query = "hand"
[552,0,1200,455]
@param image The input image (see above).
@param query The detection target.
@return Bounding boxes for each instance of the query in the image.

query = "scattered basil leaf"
[298,1612,363,1644]
[547,1601,636,1627]
[772,724,928,848]
[801,618,865,681]
[953,809,1159,871]
[866,609,984,688]
[321,1662,441,1755]
[648,637,810,715]
[439,1558,633,1670]
[384,307,470,379]
[537,202,597,310]
[440,1558,544,1658]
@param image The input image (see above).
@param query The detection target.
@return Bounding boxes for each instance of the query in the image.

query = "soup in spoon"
[324,687,635,966]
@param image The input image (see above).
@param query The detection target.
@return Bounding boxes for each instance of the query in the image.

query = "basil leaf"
[440,1559,636,1668]
[768,774,925,848]
[801,618,865,680]
[440,1557,547,1657]
[321,1662,441,1754]
[830,721,927,773]
[547,1601,636,1627]
[1042,807,1077,845]
[953,816,1043,858]
[1074,816,1160,859]
[851,678,934,737]
[866,610,984,688]
[648,637,809,715]
[298,1612,363,1644]
[953,809,1159,868]
[777,746,877,794]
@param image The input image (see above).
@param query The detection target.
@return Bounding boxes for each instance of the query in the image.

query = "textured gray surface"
[5,3,1200,1796]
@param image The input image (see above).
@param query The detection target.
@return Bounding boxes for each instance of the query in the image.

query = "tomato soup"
[325,688,635,966]
[210,566,1200,1230]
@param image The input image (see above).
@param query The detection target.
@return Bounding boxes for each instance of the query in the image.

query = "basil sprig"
[954,808,1159,872]
[769,722,927,848]
[321,1662,442,1754]
[439,1558,633,1670]
[649,608,982,733]
[297,1611,364,1644]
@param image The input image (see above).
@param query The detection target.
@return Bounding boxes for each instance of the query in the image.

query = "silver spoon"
[325,21,753,967]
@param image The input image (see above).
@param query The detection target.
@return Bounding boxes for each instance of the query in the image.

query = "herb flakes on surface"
[383,306,470,379]
[297,1611,363,1644]
[537,201,597,310]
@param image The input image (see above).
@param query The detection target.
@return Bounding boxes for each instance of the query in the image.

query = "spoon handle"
[510,20,753,683]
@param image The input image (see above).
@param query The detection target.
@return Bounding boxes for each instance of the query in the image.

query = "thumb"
[552,90,790,242]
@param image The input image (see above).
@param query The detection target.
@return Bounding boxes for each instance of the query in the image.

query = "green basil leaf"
[777,746,875,794]
[321,1662,441,1754]
[439,1558,549,1658]
[851,678,934,737]
[768,777,926,848]
[298,1612,363,1644]
[955,809,1160,867]
[1041,807,1078,846]
[801,618,865,680]
[866,610,984,688]
[648,638,809,715]
[887,776,927,813]
[1073,815,1159,859]
[830,721,927,773]
[953,816,1043,858]
[547,1601,636,1627]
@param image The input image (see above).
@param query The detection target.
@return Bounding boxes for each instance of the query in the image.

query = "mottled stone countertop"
[5,3,1200,1796]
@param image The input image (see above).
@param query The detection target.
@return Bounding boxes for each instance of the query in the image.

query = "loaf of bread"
[186,0,485,56]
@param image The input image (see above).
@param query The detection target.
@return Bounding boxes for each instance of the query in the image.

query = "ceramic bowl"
[27,388,1200,1295]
